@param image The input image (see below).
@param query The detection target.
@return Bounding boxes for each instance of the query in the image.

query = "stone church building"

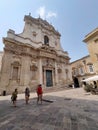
[0,15,71,94]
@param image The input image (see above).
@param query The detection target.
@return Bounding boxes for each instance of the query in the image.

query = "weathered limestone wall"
[0,15,71,94]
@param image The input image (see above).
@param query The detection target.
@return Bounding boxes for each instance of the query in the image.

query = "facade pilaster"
[55,61,58,85]
[38,58,43,84]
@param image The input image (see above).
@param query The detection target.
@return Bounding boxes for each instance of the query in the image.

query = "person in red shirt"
[36,84,43,104]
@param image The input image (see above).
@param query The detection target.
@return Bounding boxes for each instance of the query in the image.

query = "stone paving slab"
[0,88,98,130]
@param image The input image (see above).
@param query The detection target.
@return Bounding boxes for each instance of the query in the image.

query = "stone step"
[43,86,71,93]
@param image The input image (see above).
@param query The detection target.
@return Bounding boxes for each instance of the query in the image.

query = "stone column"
[55,61,58,85]
[38,58,43,84]
[20,56,30,86]
[0,52,11,91]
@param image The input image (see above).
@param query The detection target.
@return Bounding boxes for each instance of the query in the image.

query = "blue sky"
[0,0,98,62]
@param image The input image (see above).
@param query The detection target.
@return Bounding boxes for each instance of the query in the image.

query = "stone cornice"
[83,28,98,43]
[3,37,36,49]
[40,44,57,54]
[3,37,70,63]
[5,30,42,48]
[39,51,56,59]
[3,38,38,58]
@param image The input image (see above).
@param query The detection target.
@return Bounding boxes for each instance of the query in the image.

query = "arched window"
[87,62,94,73]
[44,35,49,45]
[88,64,94,73]
[12,66,19,80]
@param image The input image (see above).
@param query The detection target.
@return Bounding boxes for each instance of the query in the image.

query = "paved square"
[0,88,98,130]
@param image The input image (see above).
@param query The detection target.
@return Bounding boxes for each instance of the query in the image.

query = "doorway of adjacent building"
[46,70,53,87]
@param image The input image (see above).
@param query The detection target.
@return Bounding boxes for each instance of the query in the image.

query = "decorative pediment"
[11,61,21,66]
[65,69,68,73]
[78,64,83,67]
[58,68,62,73]
[40,44,56,54]
[32,31,37,36]
[72,67,76,70]
[42,58,55,68]
[87,62,93,65]
[30,65,37,71]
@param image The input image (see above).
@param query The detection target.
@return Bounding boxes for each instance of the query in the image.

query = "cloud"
[37,6,46,19]
[46,12,57,18]
[36,6,57,19]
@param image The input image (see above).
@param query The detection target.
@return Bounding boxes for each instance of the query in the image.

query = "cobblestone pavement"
[0,88,98,130]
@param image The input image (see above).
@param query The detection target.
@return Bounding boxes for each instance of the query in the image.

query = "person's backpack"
[11,92,17,101]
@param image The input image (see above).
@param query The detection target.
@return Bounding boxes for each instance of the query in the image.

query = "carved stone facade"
[0,51,3,80]
[0,15,71,94]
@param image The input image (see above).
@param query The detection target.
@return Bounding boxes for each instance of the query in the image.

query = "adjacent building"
[70,27,98,86]
[70,55,96,86]
[83,28,98,74]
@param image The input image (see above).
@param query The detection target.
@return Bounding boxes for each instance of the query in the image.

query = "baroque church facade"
[0,15,71,94]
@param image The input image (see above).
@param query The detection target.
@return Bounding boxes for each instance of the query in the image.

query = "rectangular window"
[79,67,84,75]
[89,65,94,73]
[12,66,18,80]
[30,70,36,80]
[72,69,76,76]
[95,54,98,61]
[74,68,79,76]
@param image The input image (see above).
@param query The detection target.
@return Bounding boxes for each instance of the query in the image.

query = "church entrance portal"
[46,70,53,87]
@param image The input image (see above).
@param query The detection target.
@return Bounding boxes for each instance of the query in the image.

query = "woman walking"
[25,87,30,104]
[11,88,18,107]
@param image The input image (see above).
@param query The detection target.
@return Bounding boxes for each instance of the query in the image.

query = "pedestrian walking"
[36,84,43,104]
[11,88,18,107]
[25,87,30,104]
